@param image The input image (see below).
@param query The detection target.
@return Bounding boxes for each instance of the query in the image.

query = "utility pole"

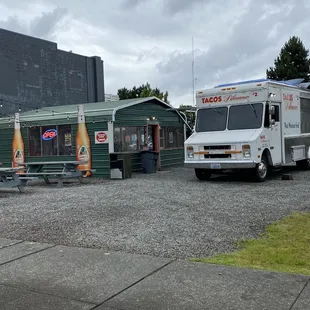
[192,36,196,106]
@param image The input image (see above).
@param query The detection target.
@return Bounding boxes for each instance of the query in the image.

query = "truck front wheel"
[195,168,211,181]
[253,157,268,182]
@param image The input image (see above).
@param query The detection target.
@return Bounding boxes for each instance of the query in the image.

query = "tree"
[266,36,310,82]
[117,83,170,103]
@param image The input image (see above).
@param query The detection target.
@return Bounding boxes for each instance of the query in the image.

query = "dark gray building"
[0,28,105,115]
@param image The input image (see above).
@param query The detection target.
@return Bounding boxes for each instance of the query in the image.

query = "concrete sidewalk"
[0,238,309,310]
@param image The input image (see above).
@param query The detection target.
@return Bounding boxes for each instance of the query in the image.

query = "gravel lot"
[0,166,310,259]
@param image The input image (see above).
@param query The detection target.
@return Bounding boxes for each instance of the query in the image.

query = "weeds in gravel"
[191,212,310,275]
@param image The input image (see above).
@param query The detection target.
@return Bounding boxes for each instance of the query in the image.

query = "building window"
[28,125,73,156]
[114,126,145,152]
[59,125,73,155]
[160,128,164,148]
[42,126,58,156]
[163,126,184,149]
[113,125,184,152]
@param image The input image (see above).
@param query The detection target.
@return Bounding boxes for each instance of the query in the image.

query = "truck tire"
[296,159,310,170]
[195,168,211,181]
[253,156,268,182]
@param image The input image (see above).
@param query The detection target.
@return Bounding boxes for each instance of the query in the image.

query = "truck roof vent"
[214,78,310,89]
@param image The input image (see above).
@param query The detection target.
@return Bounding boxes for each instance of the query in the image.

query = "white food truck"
[184,78,310,182]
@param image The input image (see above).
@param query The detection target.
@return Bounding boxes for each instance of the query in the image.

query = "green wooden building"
[0,97,188,178]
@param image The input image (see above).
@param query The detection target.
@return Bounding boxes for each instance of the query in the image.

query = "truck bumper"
[184,160,257,169]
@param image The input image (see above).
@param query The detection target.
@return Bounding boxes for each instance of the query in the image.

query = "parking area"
[0,167,309,259]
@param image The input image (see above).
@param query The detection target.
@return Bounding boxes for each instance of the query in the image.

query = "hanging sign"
[42,129,57,140]
[64,133,72,146]
[95,131,108,144]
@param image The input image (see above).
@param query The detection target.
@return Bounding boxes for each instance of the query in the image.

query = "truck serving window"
[228,103,263,130]
[196,107,228,132]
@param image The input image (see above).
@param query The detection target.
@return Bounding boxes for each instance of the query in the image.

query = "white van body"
[184,79,310,181]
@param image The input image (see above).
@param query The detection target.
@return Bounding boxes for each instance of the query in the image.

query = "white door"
[270,104,282,165]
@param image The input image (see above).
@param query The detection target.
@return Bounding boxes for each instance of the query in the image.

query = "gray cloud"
[1,0,310,105]
[121,0,146,9]
[32,0,191,37]
[155,0,310,95]
[0,16,25,34]
[0,6,68,40]
[164,0,217,14]
[30,8,68,38]
[121,0,210,14]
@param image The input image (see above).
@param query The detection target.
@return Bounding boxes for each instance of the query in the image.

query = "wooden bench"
[0,168,36,193]
[19,171,81,186]
[17,161,95,187]
[6,176,38,181]
[20,172,72,176]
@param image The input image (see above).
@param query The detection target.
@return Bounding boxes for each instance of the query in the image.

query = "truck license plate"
[210,163,221,169]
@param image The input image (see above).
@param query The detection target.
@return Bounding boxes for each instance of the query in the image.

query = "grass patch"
[191,212,310,275]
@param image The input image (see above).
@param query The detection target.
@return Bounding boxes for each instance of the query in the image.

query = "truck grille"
[204,145,231,150]
[204,154,231,159]
[203,145,233,159]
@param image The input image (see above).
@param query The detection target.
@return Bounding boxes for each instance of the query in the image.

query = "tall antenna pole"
[192,36,195,106]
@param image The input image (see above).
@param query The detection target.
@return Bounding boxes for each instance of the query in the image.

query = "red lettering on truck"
[283,93,298,110]
[224,94,250,102]
[201,96,222,104]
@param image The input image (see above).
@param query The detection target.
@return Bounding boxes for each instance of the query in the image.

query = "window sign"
[94,131,108,144]
[64,133,72,146]
[42,129,57,141]
[168,131,173,144]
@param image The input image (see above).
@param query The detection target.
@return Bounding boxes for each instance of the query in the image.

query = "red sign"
[283,93,293,101]
[283,93,298,110]
[223,94,250,102]
[96,132,107,143]
[42,129,57,140]
[201,94,251,104]
[202,96,222,103]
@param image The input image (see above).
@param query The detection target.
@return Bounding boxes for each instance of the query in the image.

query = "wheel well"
[262,149,273,166]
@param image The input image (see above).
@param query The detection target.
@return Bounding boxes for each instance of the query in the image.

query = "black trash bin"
[141,150,159,173]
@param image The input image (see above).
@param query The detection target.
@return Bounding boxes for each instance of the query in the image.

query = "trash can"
[140,150,159,173]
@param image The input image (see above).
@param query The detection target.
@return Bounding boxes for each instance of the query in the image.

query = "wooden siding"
[0,99,186,177]
[131,152,142,172]
[160,149,184,168]
[114,99,185,171]
[0,125,14,167]
[115,99,182,127]
[129,149,184,172]
[86,120,110,178]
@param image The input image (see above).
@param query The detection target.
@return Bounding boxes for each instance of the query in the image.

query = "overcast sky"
[0,0,309,107]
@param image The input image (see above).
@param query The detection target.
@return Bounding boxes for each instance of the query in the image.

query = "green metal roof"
[0,97,175,124]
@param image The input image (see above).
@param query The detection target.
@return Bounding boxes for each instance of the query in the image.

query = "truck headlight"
[187,146,194,158]
[242,144,251,158]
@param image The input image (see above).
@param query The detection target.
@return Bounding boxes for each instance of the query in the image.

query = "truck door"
[270,104,282,165]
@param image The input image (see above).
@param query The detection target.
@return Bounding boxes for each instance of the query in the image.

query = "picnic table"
[0,167,34,193]
[18,161,92,187]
